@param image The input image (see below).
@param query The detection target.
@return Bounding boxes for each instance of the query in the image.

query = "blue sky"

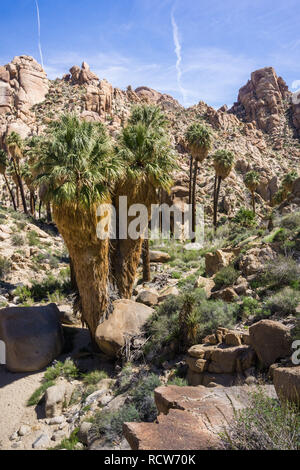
[0,0,299,108]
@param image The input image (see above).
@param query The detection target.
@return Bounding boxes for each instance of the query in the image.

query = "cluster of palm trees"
[1,105,297,342]
[22,106,175,341]
[272,170,298,205]
[184,123,235,232]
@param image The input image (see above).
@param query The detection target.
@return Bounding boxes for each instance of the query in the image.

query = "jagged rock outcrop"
[68,62,99,85]
[0,56,48,118]
[134,86,181,111]
[292,89,300,135]
[230,67,290,133]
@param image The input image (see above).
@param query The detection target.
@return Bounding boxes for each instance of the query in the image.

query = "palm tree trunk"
[53,204,109,341]
[38,200,42,219]
[30,190,35,216]
[16,185,19,208]
[213,174,217,230]
[111,182,156,299]
[214,176,222,231]
[46,202,52,223]
[12,159,27,214]
[188,156,193,205]
[251,191,256,214]
[70,256,79,293]
[142,237,151,282]
[4,174,17,210]
[191,160,198,243]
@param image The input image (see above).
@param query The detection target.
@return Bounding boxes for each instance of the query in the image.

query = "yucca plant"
[213,149,235,230]
[244,170,260,214]
[35,114,122,339]
[185,123,212,242]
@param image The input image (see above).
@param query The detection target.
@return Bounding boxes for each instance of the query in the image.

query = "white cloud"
[292,80,300,89]
[171,10,187,104]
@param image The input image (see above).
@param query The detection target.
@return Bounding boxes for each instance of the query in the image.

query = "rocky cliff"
[0,57,299,217]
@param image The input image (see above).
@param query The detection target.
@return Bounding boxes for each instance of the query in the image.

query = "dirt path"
[0,366,45,449]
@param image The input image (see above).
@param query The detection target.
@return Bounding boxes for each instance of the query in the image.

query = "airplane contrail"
[35,0,44,69]
[171,9,186,104]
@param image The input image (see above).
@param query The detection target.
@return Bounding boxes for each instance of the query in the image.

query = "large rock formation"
[0,303,64,372]
[230,67,290,133]
[0,56,48,118]
[95,299,153,357]
[273,366,300,405]
[249,320,292,367]
[123,384,276,450]
[292,89,300,136]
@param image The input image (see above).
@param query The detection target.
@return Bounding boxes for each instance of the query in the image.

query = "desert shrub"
[130,374,161,422]
[19,274,72,302]
[27,380,55,406]
[194,298,238,340]
[239,297,264,319]
[273,227,289,242]
[27,230,40,246]
[233,208,256,227]
[14,285,32,304]
[280,212,300,231]
[91,404,140,443]
[82,370,108,385]
[54,428,80,450]
[44,359,79,382]
[177,273,198,290]
[167,377,188,386]
[265,287,300,316]
[114,363,135,395]
[11,233,24,246]
[214,265,240,289]
[263,255,300,287]
[220,389,300,450]
[144,289,238,356]
[0,256,11,280]
[171,271,181,279]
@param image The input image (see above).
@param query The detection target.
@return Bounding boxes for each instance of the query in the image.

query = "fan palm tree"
[0,149,17,210]
[35,114,122,340]
[282,171,298,197]
[213,150,235,230]
[244,170,260,214]
[113,106,176,298]
[185,123,212,242]
[6,132,28,214]
[129,104,169,283]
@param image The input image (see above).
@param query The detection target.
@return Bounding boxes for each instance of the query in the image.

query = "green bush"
[82,370,108,385]
[54,429,80,450]
[144,289,238,357]
[44,359,79,382]
[91,404,140,443]
[220,389,300,450]
[214,265,240,289]
[130,374,161,422]
[233,208,256,227]
[240,297,264,319]
[263,255,300,287]
[27,230,40,246]
[0,256,11,280]
[27,380,55,406]
[11,233,24,246]
[280,212,300,231]
[265,287,300,316]
[16,274,71,303]
[167,377,188,386]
